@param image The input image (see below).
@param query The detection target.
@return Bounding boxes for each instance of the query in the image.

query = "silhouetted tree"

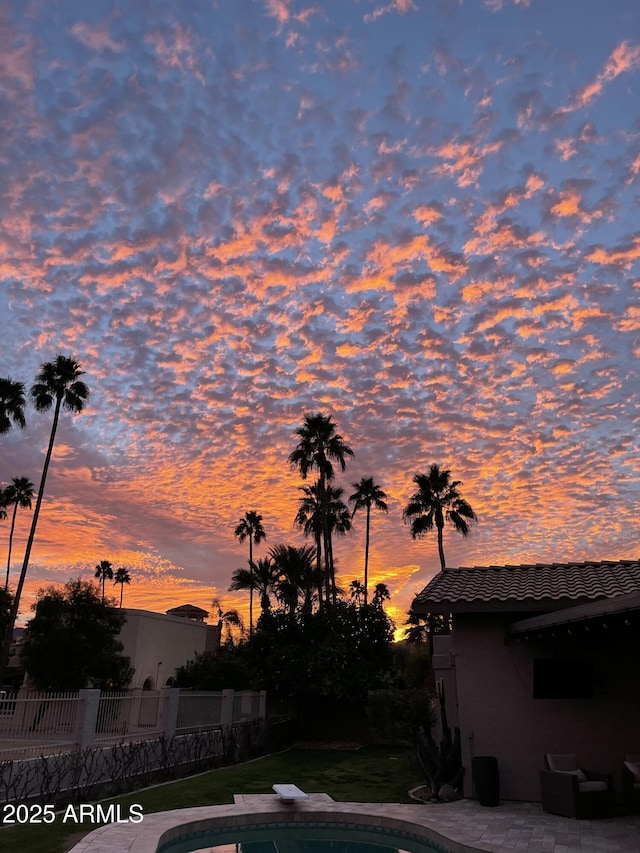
[211,598,245,646]
[269,543,317,620]
[95,559,114,603]
[403,464,476,570]
[229,557,277,619]
[234,511,266,634]
[349,477,388,604]
[2,477,34,590]
[113,566,131,607]
[0,378,26,435]
[0,356,89,683]
[21,579,132,691]
[288,413,353,607]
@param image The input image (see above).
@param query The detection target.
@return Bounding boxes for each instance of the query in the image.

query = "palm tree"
[294,482,325,605]
[288,413,353,605]
[0,356,89,681]
[349,477,388,604]
[269,543,317,620]
[294,480,351,606]
[95,560,114,602]
[324,484,351,604]
[113,566,131,607]
[211,598,245,646]
[372,581,390,608]
[0,377,26,435]
[3,477,35,590]
[233,510,266,635]
[403,464,477,571]
[404,610,448,644]
[229,556,277,620]
[349,579,365,605]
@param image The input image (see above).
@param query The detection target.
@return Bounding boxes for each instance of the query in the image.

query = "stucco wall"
[444,614,640,801]
[118,609,208,689]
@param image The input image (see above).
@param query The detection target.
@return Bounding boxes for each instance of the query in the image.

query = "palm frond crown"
[0,378,26,434]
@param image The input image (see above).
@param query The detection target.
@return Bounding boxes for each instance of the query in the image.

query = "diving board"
[272,784,309,803]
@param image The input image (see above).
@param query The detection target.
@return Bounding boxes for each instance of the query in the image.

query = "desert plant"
[413,678,463,797]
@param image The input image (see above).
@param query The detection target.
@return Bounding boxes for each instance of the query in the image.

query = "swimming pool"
[156,819,453,853]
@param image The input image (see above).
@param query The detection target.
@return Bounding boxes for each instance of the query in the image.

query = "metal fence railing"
[94,690,162,746]
[0,691,79,757]
[0,691,78,741]
[175,691,223,733]
[175,690,264,733]
[0,688,265,756]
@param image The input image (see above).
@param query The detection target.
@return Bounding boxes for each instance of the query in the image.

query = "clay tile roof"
[412,559,640,610]
[166,604,209,618]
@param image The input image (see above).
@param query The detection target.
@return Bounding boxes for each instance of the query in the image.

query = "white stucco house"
[118,606,220,689]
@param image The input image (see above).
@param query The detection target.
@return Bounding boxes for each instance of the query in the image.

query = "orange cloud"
[586,236,640,270]
[560,41,640,113]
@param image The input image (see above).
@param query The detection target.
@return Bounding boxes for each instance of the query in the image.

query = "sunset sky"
[1,0,639,633]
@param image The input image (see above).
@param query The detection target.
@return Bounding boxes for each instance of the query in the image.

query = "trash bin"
[472,755,499,806]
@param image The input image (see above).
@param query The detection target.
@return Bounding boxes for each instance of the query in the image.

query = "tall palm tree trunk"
[318,474,333,606]
[248,534,254,635]
[0,397,62,679]
[327,532,336,605]
[364,505,371,605]
[437,523,446,570]
[324,526,333,604]
[119,583,124,607]
[5,502,19,591]
[314,529,323,609]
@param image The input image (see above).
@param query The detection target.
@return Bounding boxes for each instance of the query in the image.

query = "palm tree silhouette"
[211,598,245,646]
[294,482,350,604]
[294,481,325,605]
[270,543,317,620]
[113,566,131,607]
[233,510,266,634]
[324,484,351,604]
[0,356,89,681]
[349,578,365,605]
[229,556,277,620]
[3,477,35,590]
[288,413,353,606]
[95,560,114,603]
[403,463,477,571]
[0,377,26,435]
[349,477,388,604]
[372,581,390,608]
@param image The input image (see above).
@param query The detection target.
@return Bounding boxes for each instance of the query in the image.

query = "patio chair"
[621,753,640,814]
[540,753,615,819]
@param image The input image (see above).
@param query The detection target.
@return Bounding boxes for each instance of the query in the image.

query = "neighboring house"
[166,604,209,623]
[412,559,640,802]
[119,606,219,689]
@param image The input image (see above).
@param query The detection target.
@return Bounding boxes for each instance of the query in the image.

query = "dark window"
[533,658,594,699]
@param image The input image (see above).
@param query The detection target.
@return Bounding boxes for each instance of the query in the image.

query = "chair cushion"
[554,768,588,782]
[578,781,608,792]
[547,753,579,772]
[624,761,640,782]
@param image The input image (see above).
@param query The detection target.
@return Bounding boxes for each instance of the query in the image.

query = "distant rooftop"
[412,559,640,614]
[165,604,209,622]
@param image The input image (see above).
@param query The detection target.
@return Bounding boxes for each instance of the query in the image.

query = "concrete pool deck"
[67,793,640,853]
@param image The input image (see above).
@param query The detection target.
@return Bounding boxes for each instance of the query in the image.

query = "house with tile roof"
[411,559,640,802]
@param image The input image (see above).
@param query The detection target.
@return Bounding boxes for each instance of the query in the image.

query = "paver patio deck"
[68,794,640,853]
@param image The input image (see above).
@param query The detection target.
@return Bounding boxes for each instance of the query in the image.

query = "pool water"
[157,820,452,853]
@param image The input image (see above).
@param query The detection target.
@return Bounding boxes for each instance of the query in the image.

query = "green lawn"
[0,745,419,853]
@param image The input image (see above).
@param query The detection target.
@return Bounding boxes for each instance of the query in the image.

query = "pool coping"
[66,794,485,853]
